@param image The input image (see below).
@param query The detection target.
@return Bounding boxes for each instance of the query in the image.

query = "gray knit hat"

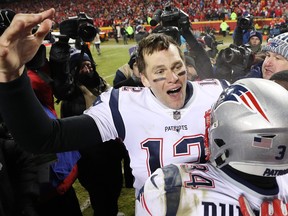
[262,32,288,59]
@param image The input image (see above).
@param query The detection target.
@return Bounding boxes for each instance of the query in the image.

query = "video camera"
[150,2,189,44]
[237,15,254,30]
[0,9,15,36]
[59,12,97,42]
[221,44,254,69]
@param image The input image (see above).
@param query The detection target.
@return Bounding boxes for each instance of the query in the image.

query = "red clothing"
[27,65,56,117]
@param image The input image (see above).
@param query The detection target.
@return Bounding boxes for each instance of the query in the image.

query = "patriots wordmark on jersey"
[85,79,228,196]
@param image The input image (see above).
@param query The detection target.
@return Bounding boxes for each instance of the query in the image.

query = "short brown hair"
[136,33,184,75]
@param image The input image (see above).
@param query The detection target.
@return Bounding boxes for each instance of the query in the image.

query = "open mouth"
[167,87,181,95]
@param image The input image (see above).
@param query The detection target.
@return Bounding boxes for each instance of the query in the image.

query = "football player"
[139,78,288,215]
[0,9,229,214]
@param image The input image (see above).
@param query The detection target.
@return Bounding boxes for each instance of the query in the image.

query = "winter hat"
[70,49,91,69]
[136,25,143,32]
[249,31,262,44]
[262,32,288,59]
[128,52,137,69]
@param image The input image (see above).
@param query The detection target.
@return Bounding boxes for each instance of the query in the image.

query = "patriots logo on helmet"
[266,41,279,48]
[214,84,270,122]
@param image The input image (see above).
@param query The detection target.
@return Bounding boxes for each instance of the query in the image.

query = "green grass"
[90,41,136,84]
[50,34,234,216]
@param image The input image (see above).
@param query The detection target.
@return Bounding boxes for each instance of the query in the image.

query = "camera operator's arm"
[233,26,244,46]
[49,38,76,101]
[180,24,214,79]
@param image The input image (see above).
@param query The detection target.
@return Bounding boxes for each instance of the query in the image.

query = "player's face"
[141,44,187,110]
[262,51,288,79]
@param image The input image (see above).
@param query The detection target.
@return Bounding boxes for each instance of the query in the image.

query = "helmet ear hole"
[214,139,225,147]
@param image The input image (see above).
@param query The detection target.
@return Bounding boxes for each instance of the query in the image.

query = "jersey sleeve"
[84,87,119,142]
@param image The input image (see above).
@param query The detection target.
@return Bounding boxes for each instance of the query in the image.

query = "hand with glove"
[239,195,288,216]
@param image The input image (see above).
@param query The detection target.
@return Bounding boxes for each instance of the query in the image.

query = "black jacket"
[0,137,39,216]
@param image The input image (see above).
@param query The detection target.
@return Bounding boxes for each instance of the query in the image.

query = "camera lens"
[240,18,249,27]
[222,48,241,64]
[78,23,97,42]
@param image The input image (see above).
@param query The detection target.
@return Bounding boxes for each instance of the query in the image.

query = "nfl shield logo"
[173,111,181,120]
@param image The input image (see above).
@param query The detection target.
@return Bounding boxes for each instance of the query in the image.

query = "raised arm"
[0,9,103,154]
[0,8,55,82]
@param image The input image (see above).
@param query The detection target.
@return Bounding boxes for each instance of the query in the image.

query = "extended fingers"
[1,8,55,42]
[261,199,288,216]
[34,8,55,39]
[239,195,255,216]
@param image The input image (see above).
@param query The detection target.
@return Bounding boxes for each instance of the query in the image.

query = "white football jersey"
[138,163,280,216]
[84,80,227,193]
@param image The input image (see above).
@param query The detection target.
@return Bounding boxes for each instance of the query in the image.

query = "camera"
[0,9,15,36]
[221,44,254,69]
[59,12,97,42]
[150,3,189,28]
[237,15,253,30]
[150,2,189,44]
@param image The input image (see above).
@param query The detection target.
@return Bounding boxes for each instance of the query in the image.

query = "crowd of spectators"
[1,0,288,27]
[1,0,288,29]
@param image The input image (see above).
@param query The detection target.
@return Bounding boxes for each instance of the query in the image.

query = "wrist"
[0,65,24,82]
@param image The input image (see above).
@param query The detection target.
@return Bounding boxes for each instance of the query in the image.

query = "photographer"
[247,30,263,54]
[233,14,264,55]
[0,9,41,216]
[233,14,255,46]
[26,44,83,216]
[214,14,265,83]
[50,13,123,216]
[215,31,288,83]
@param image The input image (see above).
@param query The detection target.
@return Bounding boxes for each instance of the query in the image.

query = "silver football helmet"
[209,78,288,177]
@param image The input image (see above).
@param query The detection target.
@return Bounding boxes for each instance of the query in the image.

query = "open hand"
[0,8,55,82]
